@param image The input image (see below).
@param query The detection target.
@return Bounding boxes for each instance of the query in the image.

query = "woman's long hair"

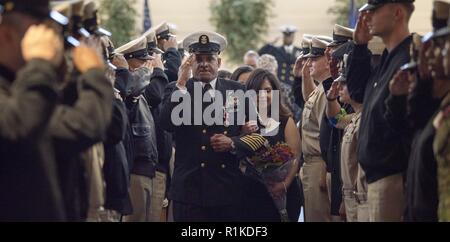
[245,68,292,118]
[230,65,254,82]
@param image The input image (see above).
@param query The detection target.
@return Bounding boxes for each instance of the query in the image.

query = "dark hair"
[245,68,292,118]
[217,70,232,79]
[230,65,254,82]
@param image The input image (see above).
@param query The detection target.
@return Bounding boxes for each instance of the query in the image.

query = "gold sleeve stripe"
[240,135,267,151]
[240,137,258,151]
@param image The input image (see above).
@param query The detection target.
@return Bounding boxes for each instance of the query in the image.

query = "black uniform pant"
[287,177,303,221]
[173,201,241,222]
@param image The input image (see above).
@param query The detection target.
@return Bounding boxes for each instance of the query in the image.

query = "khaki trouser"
[86,209,122,222]
[356,165,369,222]
[124,172,167,222]
[343,190,358,222]
[168,148,176,222]
[300,158,331,222]
[326,172,332,204]
[367,173,404,222]
[84,143,106,222]
[357,202,369,222]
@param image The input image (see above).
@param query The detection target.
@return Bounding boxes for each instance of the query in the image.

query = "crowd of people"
[1,0,450,222]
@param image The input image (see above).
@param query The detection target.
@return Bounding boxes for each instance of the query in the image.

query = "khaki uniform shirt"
[340,112,362,191]
[301,84,327,160]
[433,93,450,222]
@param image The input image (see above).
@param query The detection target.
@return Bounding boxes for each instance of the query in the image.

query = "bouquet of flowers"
[248,142,295,222]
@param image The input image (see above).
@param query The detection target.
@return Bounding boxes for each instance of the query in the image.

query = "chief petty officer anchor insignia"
[200,35,209,44]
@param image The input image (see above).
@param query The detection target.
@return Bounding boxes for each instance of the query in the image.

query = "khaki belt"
[303,155,324,163]
[342,188,355,197]
[353,191,368,204]
[342,188,367,204]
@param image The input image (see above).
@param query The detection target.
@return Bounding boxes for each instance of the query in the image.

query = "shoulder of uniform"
[443,104,450,119]
[166,81,178,90]
[167,81,177,87]
[441,93,450,108]
[260,44,281,55]
[434,104,450,129]
[437,105,450,129]
[164,47,179,54]
[440,92,450,119]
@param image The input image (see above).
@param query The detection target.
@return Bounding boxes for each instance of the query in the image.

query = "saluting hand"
[138,60,154,73]
[112,54,129,69]
[177,54,193,88]
[293,56,304,78]
[329,59,340,80]
[142,59,153,69]
[163,36,178,50]
[21,23,64,66]
[152,54,165,70]
[80,36,103,59]
[418,40,432,79]
[301,58,311,80]
[326,81,340,101]
[325,47,332,62]
[431,46,446,80]
[353,11,373,45]
[325,47,339,79]
[73,45,105,73]
[389,70,411,96]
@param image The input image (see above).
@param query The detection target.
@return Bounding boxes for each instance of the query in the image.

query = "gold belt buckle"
[353,191,361,204]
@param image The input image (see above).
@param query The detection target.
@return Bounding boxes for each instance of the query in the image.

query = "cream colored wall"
[136,0,432,40]
[125,0,433,68]
[410,0,434,35]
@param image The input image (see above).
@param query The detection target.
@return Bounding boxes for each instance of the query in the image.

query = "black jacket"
[318,78,345,216]
[404,117,439,222]
[114,68,135,167]
[163,47,182,83]
[385,78,441,222]
[0,60,65,221]
[125,67,171,179]
[140,68,173,175]
[161,78,246,207]
[103,98,133,215]
[50,69,113,221]
[346,36,412,183]
[292,77,305,110]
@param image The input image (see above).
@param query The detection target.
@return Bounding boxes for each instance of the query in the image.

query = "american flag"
[348,0,359,28]
[143,0,152,33]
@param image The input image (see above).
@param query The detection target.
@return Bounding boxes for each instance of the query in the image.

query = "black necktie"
[203,83,212,95]
[202,83,214,118]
